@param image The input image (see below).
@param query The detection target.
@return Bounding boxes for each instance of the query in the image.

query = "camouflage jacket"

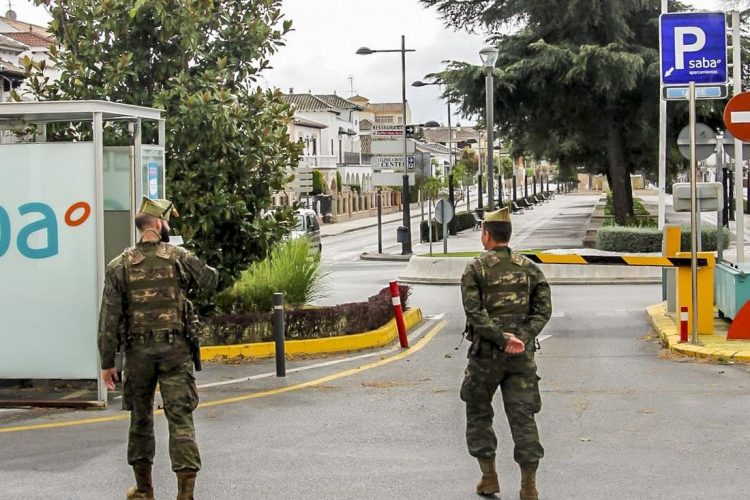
[460,246,552,350]
[97,241,218,369]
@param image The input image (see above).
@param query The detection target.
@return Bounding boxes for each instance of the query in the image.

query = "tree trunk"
[606,119,634,225]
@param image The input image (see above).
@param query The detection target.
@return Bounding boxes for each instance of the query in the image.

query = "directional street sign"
[723,91,750,142]
[293,167,314,194]
[371,155,415,170]
[372,172,415,187]
[660,12,727,87]
[663,84,727,101]
[372,124,403,136]
[405,125,416,139]
[372,140,416,155]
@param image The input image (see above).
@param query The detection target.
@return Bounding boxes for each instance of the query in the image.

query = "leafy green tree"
[457,147,479,177]
[20,0,301,290]
[311,169,326,195]
[422,0,684,224]
[421,177,443,200]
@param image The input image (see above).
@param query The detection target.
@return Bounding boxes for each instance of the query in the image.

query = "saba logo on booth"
[0,201,91,259]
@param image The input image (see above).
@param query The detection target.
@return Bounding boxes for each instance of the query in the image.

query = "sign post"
[660,11,728,344]
[435,199,454,254]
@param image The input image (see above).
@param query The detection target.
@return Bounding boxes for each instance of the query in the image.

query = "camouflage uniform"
[98,241,218,473]
[460,246,552,468]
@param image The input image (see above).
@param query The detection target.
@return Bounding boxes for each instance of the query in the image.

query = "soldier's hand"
[503,334,525,355]
[102,368,119,391]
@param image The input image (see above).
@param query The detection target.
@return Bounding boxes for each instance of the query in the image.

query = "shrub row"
[201,285,411,346]
[420,211,477,242]
[596,226,731,253]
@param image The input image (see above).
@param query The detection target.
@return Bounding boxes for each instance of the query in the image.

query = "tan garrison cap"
[483,207,511,223]
[138,197,179,221]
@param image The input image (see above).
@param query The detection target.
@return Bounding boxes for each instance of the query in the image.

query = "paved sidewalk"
[646,302,750,363]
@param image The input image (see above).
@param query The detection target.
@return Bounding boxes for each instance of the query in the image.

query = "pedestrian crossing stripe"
[520,253,708,267]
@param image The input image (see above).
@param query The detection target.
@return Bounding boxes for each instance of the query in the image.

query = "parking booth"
[0,101,166,406]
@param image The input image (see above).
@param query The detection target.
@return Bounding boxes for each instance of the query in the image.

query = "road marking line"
[537,335,553,342]
[0,321,446,434]
[551,312,565,318]
[198,318,438,389]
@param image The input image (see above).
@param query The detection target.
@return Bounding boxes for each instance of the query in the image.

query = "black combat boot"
[476,456,500,496]
[519,465,539,500]
[176,471,197,500]
[126,463,154,500]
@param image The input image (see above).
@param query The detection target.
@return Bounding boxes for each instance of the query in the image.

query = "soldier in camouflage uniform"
[460,207,552,499]
[98,197,218,500]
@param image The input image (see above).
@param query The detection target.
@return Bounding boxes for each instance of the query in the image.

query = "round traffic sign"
[723,91,750,142]
[677,123,716,161]
[434,199,454,224]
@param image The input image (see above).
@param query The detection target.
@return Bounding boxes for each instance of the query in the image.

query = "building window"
[312,138,317,156]
[331,139,334,156]
[375,115,393,124]
[397,116,403,124]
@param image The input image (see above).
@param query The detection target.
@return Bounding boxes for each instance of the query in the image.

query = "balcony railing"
[299,155,337,168]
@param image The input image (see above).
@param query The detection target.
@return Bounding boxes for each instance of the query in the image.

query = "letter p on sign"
[674,27,706,70]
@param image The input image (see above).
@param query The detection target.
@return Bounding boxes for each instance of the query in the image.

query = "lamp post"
[480,45,499,211]
[413,79,457,234]
[357,36,416,255]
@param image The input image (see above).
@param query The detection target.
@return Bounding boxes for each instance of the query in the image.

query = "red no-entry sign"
[723,92,750,142]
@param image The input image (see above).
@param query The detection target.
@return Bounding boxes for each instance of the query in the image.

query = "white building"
[282,92,374,193]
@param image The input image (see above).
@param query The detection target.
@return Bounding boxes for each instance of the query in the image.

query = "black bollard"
[273,293,286,377]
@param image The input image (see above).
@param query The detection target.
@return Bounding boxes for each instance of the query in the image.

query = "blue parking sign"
[660,12,727,86]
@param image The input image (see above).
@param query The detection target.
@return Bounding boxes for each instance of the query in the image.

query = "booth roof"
[0,100,163,124]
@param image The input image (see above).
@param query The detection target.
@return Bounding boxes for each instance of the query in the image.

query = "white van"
[291,209,322,255]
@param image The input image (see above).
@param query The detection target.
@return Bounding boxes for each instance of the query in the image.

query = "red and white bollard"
[389,280,409,348]
[680,306,689,343]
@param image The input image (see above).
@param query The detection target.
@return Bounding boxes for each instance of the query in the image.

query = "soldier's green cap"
[138,197,179,221]
[483,207,511,223]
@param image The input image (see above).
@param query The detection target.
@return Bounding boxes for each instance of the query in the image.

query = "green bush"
[312,169,325,195]
[420,210,478,242]
[203,285,411,345]
[595,226,663,252]
[603,192,656,227]
[216,238,328,313]
[596,226,731,253]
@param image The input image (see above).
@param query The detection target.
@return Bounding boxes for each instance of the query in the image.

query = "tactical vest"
[478,249,531,326]
[123,243,184,335]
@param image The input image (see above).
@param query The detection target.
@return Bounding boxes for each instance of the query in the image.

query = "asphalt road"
[3,200,750,499]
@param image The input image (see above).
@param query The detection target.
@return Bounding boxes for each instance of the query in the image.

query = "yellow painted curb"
[646,302,750,362]
[201,308,424,361]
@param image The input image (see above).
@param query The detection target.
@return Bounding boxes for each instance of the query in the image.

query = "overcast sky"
[8,0,725,125]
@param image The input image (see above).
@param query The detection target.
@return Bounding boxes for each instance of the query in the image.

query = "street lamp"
[480,45,499,210]
[357,36,416,255]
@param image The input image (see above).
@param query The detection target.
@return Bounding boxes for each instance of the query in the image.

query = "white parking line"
[537,334,553,343]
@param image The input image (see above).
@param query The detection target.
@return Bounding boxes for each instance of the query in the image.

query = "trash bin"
[396,225,408,243]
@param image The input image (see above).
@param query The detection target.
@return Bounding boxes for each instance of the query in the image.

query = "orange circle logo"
[65,202,91,227]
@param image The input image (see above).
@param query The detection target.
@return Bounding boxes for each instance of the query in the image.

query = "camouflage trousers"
[460,347,544,467]
[124,333,201,472]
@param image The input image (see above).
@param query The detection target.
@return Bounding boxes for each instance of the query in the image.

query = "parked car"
[291,209,322,255]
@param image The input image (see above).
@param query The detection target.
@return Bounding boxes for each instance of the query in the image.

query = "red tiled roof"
[3,31,51,48]
[0,32,27,51]
[282,94,338,113]
[0,15,50,38]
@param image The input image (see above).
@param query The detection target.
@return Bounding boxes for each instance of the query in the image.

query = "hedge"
[596,226,731,253]
[420,210,479,242]
[201,285,411,346]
